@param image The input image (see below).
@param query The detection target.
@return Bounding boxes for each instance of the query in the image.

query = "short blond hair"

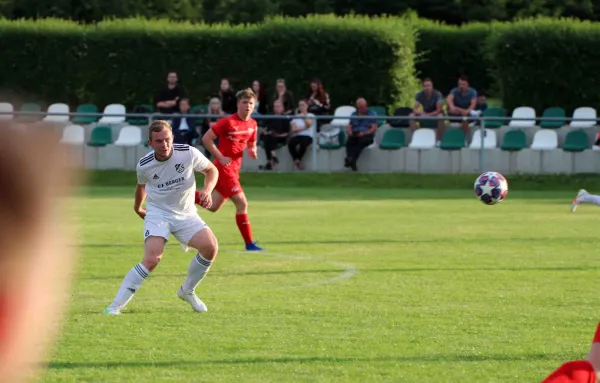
[148,120,172,140]
[236,88,257,101]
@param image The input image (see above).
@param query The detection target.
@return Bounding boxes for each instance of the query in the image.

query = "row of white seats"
[328,105,600,128]
[505,106,596,128]
[409,128,582,150]
[61,125,142,146]
[0,102,128,124]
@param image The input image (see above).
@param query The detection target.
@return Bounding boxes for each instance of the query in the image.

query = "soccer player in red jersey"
[541,322,600,383]
[195,88,264,251]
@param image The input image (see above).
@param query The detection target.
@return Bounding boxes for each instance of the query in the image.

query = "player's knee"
[143,237,165,270]
[202,235,219,261]
[234,198,248,214]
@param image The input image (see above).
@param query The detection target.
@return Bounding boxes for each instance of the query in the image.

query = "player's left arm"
[247,124,258,160]
[190,147,218,208]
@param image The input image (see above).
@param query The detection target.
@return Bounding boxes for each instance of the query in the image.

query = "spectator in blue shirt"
[446,75,478,139]
[345,98,377,171]
[171,98,199,145]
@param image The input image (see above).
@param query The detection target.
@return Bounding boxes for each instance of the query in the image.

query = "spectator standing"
[307,78,331,130]
[261,100,290,170]
[201,98,224,157]
[288,99,315,170]
[410,78,446,146]
[272,79,295,115]
[446,75,478,139]
[251,80,268,115]
[218,78,237,114]
[155,71,186,115]
[345,98,377,172]
[171,98,198,145]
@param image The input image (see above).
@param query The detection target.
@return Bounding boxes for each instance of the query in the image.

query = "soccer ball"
[474,172,508,205]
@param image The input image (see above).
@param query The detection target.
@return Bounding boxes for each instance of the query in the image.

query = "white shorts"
[143,214,208,252]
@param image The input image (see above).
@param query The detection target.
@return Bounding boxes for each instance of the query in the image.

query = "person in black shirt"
[218,78,237,114]
[261,100,290,170]
[155,72,186,116]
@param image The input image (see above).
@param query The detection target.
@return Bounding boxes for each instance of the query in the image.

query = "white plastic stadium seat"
[98,103,126,124]
[330,106,356,127]
[0,102,13,120]
[408,128,436,149]
[114,126,142,146]
[571,107,597,128]
[469,129,497,149]
[530,129,558,150]
[508,106,536,128]
[60,125,85,145]
[43,103,70,122]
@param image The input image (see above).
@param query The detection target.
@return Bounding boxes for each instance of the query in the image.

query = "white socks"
[583,194,600,206]
[109,263,150,310]
[182,253,213,293]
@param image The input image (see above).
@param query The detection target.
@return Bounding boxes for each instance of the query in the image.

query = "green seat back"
[419,118,439,128]
[501,130,527,151]
[379,129,406,150]
[540,107,566,129]
[88,126,113,147]
[439,128,465,150]
[191,105,208,124]
[482,107,506,129]
[563,129,589,152]
[18,102,42,121]
[368,106,386,126]
[72,104,99,124]
[127,104,153,126]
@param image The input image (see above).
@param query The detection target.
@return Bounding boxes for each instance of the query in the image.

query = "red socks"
[194,190,201,205]
[236,214,253,245]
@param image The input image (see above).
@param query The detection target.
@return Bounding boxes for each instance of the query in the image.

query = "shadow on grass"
[80,236,600,249]
[78,186,575,201]
[46,352,562,370]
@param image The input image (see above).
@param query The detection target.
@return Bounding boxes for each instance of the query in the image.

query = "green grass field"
[40,180,600,382]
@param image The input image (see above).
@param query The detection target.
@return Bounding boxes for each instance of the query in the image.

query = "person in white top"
[288,99,315,170]
[104,120,220,315]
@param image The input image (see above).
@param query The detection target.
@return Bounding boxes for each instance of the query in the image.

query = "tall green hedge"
[0,15,418,112]
[415,20,494,95]
[486,18,600,114]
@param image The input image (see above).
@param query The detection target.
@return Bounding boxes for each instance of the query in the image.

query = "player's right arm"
[134,184,147,219]
[134,167,148,219]
[202,120,232,166]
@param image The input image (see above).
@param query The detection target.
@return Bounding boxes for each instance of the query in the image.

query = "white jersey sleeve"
[137,167,148,185]
[190,146,211,172]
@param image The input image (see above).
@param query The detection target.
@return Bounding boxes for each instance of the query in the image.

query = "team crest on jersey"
[175,163,185,173]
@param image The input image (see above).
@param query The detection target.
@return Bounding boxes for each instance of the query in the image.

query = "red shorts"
[542,360,596,383]
[214,174,243,199]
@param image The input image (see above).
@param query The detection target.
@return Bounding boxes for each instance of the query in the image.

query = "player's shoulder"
[137,151,155,168]
[173,143,191,152]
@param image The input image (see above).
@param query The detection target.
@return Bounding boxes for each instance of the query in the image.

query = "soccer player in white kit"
[104,120,219,315]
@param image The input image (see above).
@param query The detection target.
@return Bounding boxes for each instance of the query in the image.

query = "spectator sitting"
[410,77,445,146]
[201,97,224,157]
[218,78,237,114]
[345,98,377,172]
[155,71,186,116]
[251,80,268,115]
[272,79,295,115]
[261,100,290,170]
[171,98,198,145]
[475,94,488,114]
[446,75,478,139]
[288,99,316,170]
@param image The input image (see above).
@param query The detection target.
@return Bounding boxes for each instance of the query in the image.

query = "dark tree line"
[0,0,597,24]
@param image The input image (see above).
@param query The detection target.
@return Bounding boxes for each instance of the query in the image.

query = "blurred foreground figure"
[542,322,600,382]
[0,123,77,383]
